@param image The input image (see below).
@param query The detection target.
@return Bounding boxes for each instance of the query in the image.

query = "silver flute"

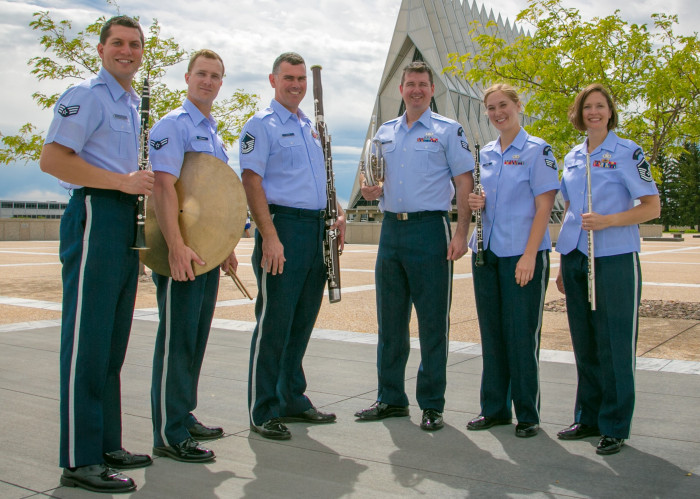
[585,153,596,311]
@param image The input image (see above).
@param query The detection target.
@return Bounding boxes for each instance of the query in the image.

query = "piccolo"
[132,78,150,250]
[473,144,485,266]
[585,153,596,311]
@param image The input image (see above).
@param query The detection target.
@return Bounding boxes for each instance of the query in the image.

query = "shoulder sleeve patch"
[58,104,80,117]
[633,148,644,161]
[150,138,169,150]
[545,158,557,170]
[636,158,653,182]
[461,141,470,151]
[458,126,464,137]
[543,145,552,156]
[241,132,255,154]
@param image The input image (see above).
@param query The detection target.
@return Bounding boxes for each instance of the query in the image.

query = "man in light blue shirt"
[40,15,154,493]
[240,52,345,440]
[148,49,238,464]
[356,61,474,431]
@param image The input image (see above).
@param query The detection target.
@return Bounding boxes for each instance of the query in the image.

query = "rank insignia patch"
[458,127,465,137]
[58,104,80,117]
[633,148,643,161]
[241,132,255,154]
[150,138,169,150]
[545,159,557,170]
[636,158,653,182]
[461,141,470,151]
[543,145,552,156]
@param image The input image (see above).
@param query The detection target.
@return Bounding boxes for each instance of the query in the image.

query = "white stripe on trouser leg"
[159,278,173,446]
[442,217,452,357]
[629,253,640,437]
[533,251,548,419]
[68,195,93,467]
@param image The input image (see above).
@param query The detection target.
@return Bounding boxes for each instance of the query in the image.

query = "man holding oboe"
[356,61,473,431]
[240,52,345,440]
[148,49,237,463]
[40,15,154,493]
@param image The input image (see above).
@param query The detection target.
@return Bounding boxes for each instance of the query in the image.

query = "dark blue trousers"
[151,267,219,447]
[561,250,640,439]
[248,206,326,425]
[59,188,139,468]
[472,248,549,423]
[375,212,452,411]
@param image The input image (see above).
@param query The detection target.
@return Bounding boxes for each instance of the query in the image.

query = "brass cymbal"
[140,152,247,277]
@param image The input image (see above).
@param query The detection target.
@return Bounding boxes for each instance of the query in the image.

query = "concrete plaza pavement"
[0,237,699,497]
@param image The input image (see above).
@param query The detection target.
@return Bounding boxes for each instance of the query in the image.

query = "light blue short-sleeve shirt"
[148,98,229,177]
[44,68,141,190]
[375,108,474,213]
[556,132,659,257]
[238,99,326,210]
[468,127,560,257]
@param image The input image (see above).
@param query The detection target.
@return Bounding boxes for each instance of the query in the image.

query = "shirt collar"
[496,127,527,154]
[271,99,309,125]
[183,98,216,129]
[97,68,139,104]
[400,107,433,131]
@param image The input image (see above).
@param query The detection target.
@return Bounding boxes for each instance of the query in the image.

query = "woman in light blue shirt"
[555,84,660,455]
[466,84,559,438]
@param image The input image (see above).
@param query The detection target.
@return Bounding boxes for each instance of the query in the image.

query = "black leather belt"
[269,204,326,219]
[385,210,447,221]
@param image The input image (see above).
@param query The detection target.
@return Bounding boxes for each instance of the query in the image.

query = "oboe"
[585,153,596,311]
[310,65,341,303]
[132,78,150,250]
[473,144,485,266]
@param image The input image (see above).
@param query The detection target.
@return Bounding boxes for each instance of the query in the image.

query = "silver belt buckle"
[397,212,408,221]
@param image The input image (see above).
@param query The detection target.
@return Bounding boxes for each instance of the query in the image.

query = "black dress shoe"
[284,406,337,424]
[188,419,224,440]
[557,423,601,440]
[250,417,291,440]
[354,402,409,421]
[596,436,625,455]
[61,464,136,493]
[515,422,539,438]
[420,409,444,431]
[103,448,153,469]
[466,415,512,431]
[153,437,215,463]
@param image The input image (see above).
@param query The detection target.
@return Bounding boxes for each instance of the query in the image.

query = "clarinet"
[310,65,341,303]
[585,153,596,310]
[132,78,150,250]
[473,144,485,266]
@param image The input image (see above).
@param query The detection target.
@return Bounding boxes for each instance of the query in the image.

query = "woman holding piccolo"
[466,84,559,438]
[555,84,660,455]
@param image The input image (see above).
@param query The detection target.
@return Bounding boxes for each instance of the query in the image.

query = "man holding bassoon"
[239,52,345,440]
[40,15,154,494]
[356,61,473,432]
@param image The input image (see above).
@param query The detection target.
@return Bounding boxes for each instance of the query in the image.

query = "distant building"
[0,200,67,219]
[346,0,564,223]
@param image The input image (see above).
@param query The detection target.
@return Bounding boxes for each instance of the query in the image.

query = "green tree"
[445,0,700,173]
[0,9,258,165]
[675,143,700,230]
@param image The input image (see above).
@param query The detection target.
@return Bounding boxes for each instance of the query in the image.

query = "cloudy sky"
[0,0,696,206]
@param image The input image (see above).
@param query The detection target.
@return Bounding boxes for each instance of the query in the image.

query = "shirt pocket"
[278,136,305,168]
[109,114,133,160]
[413,141,441,172]
[190,138,215,154]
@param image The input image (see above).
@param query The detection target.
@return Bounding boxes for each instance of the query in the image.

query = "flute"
[473,144,485,266]
[585,153,596,311]
[132,78,150,250]
[310,65,342,303]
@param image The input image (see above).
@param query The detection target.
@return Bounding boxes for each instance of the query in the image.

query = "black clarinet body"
[132,78,150,250]
[473,144,485,266]
[310,65,341,303]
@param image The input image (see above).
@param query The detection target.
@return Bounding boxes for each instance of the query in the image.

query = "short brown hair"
[483,83,521,107]
[401,61,433,86]
[188,49,225,76]
[100,15,144,48]
[568,83,619,132]
[272,52,305,74]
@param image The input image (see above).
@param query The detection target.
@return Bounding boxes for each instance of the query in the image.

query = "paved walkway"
[0,238,699,497]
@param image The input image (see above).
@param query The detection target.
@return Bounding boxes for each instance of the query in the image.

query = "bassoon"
[473,144,485,266]
[132,78,150,250]
[310,65,341,303]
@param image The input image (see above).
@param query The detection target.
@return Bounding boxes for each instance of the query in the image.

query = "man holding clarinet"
[40,15,154,494]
